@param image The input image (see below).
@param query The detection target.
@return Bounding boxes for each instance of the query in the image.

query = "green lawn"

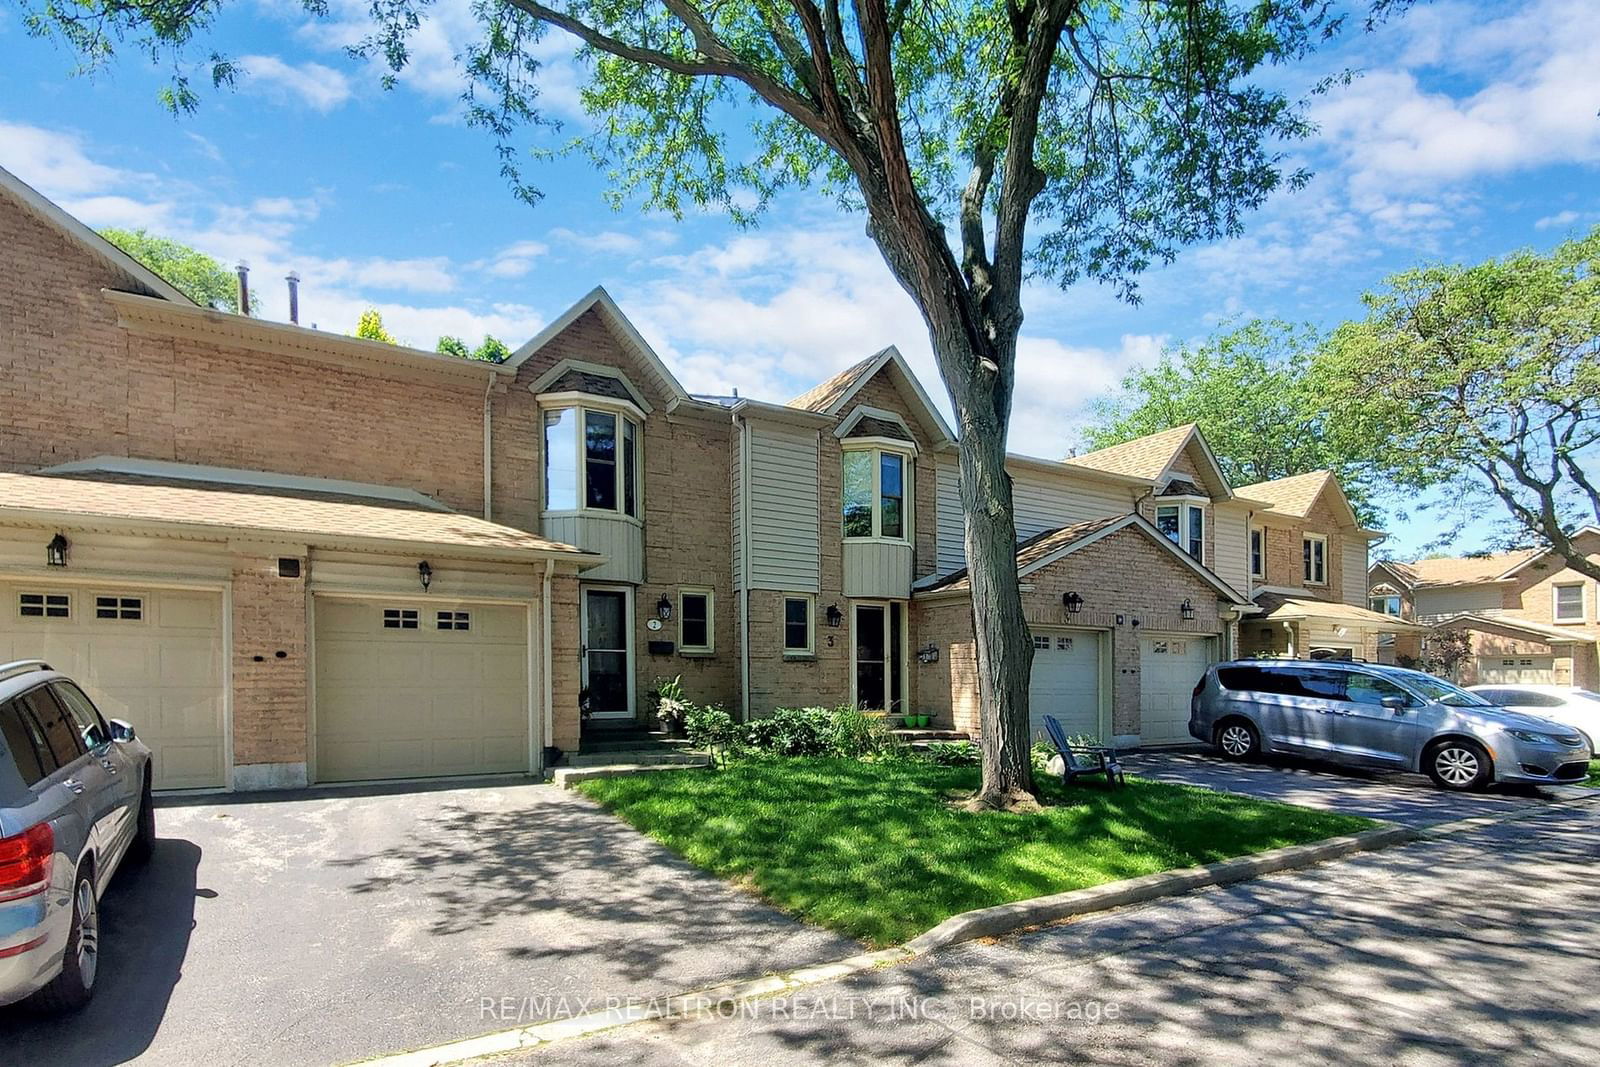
[577,757,1375,946]
[1587,760,1600,787]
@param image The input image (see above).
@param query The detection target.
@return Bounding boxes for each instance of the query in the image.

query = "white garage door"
[314,597,531,783]
[0,581,226,790]
[1027,629,1104,742]
[1140,635,1214,745]
[1476,655,1555,685]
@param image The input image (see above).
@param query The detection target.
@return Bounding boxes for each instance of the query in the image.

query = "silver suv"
[1190,659,1592,791]
[0,660,153,1011]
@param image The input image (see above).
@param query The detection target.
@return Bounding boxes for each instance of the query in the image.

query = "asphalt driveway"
[0,780,855,1066]
[1122,749,1589,827]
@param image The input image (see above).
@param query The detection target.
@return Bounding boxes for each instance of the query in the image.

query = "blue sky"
[2,0,1596,558]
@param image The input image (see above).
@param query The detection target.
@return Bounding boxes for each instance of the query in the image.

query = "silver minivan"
[0,660,153,1011]
[1190,659,1592,790]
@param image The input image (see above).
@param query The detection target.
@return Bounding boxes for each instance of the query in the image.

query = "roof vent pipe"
[286,271,300,325]
[235,262,250,317]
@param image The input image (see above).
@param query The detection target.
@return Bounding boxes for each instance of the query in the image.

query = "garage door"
[1476,655,1554,685]
[0,581,226,790]
[314,597,531,783]
[1140,635,1214,745]
[1027,629,1104,742]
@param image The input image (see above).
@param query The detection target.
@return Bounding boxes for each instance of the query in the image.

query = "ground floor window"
[853,601,905,713]
[679,588,713,652]
[783,595,813,655]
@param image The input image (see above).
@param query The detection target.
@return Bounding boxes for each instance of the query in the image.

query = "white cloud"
[238,54,354,112]
[475,239,550,278]
[549,227,648,255]
[1535,210,1582,230]
[0,122,138,196]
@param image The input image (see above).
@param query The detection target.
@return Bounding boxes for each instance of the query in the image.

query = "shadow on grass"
[577,758,1374,946]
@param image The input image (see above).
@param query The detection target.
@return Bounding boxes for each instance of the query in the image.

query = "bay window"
[1156,502,1205,561]
[842,445,911,540]
[543,403,640,517]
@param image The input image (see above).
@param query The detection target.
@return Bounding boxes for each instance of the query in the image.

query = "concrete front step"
[891,729,971,742]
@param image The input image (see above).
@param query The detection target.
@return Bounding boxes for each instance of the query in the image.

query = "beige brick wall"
[230,555,308,768]
[549,572,583,752]
[1254,497,1355,602]
[912,527,1224,737]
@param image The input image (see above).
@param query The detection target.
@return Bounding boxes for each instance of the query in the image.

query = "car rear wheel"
[30,868,99,1013]
[1216,719,1259,761]
[1426,739,1492,791]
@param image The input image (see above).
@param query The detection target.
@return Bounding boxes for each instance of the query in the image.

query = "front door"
[852,603,904,713]
[583,589,633,719]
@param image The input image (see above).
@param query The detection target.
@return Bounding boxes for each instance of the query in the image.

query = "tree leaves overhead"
[99,226,253,312]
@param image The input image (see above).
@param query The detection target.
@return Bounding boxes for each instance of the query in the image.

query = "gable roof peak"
[502,285,689,401]
[788,346,955,446]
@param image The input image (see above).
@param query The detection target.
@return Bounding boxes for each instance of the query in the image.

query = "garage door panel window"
[436,610,471,631]
[1554,583,1585,622]
[94,595,144,621]
[383,608,420,630]
[18,593,70,619]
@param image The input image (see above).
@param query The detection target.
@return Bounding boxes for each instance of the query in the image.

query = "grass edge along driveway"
[577,757,1374,947]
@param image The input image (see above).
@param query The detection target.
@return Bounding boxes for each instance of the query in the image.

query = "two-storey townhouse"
[1369,528,1600,688]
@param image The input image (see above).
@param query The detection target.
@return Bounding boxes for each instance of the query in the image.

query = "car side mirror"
[109,719,136,743]
[1381,696,1408,712]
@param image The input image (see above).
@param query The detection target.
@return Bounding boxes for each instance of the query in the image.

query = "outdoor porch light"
[418,560,433,592]
[46,533,70,568]
[825,603,844,628]
[1062,591,1083,615]
[656,594,673,621]
[1180,598,1196,621]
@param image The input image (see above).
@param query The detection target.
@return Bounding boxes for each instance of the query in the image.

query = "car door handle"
[63,777,85,794]
[99,759,119,774]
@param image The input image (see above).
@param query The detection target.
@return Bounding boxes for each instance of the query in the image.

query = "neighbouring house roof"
[1389,550,1542,589]
[1426,612,1598,645]
[1062,424,1198,481]
[1251,591,1429,632]
[788,347,957,447]
[915,512,1251,605]
[0,164,194,306]
[1491,526,1600,581]
[0,471,597,564]
[502,286,691,404]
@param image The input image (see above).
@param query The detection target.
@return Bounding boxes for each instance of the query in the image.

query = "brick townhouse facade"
[0,164,1409,791]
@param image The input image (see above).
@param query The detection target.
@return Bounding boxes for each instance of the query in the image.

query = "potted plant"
[902,714,918,728]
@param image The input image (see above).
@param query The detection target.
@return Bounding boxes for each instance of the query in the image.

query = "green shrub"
[825,705,902,758]
[684,704,739,766]
[921,740,980,766]
[743,707,835,756]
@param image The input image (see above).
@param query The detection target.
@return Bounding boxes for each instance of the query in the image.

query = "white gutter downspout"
[736,413,753,723]
[483,371,496,521]
[543,557,555,752]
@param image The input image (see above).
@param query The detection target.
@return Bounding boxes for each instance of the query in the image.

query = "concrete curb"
[351,788,1600,1066]
[552,762,709,789]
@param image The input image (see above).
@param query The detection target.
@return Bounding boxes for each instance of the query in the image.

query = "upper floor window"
[1303,534,1327,585]
[1249,527,1265,579]
[1155,504,1204,561]
[544,405,640,517]
[1370,594,1402,616]
[1554,582,1585,622]
[842,446,910,540]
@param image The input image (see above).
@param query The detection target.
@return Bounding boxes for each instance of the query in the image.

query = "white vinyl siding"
[1341,538,1369,608]
[540,513,643,584]
[1212,506,1249,595]
[746,422,820,591]
[1413,585,1505,621]
[936,461,965,576]
[935,461,1133,574]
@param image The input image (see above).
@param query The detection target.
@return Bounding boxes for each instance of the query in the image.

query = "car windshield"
[1401,674,1491,707]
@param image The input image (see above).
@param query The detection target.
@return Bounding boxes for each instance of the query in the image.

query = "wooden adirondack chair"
[1042,715,1126,788]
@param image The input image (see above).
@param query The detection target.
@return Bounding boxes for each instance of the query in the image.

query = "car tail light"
[0,823,54,901]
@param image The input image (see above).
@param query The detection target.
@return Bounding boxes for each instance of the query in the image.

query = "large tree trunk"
[943,334,1038,811]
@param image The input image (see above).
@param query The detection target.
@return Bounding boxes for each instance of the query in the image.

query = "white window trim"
[1552,581,1587,624]
[1303,533,1328,586]
[678,587,715,653]
[782,594,815,657]
[540,400,643,520]
[841,442,914,543]
[18,591,73,621]
[1249,526,1265,579]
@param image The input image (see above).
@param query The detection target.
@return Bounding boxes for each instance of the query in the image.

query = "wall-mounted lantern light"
[1062,591,1083,616]
[46,533,70,568]
[656,594,673,621]
[1180,598,1196,621]
[417,560,433,592]
[825,603,844,628]
[917,643,940,664]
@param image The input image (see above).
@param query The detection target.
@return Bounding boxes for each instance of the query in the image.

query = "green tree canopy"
[472,336,511,362]
[1083,320,1390,524]
[29,0,1414,809]
[99,227,253,313]
[1318,228,1600,580]
[435,335,471,358]
[353,309,397,344]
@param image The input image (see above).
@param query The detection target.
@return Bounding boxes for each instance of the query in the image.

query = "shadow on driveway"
[0,838,202,1067]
